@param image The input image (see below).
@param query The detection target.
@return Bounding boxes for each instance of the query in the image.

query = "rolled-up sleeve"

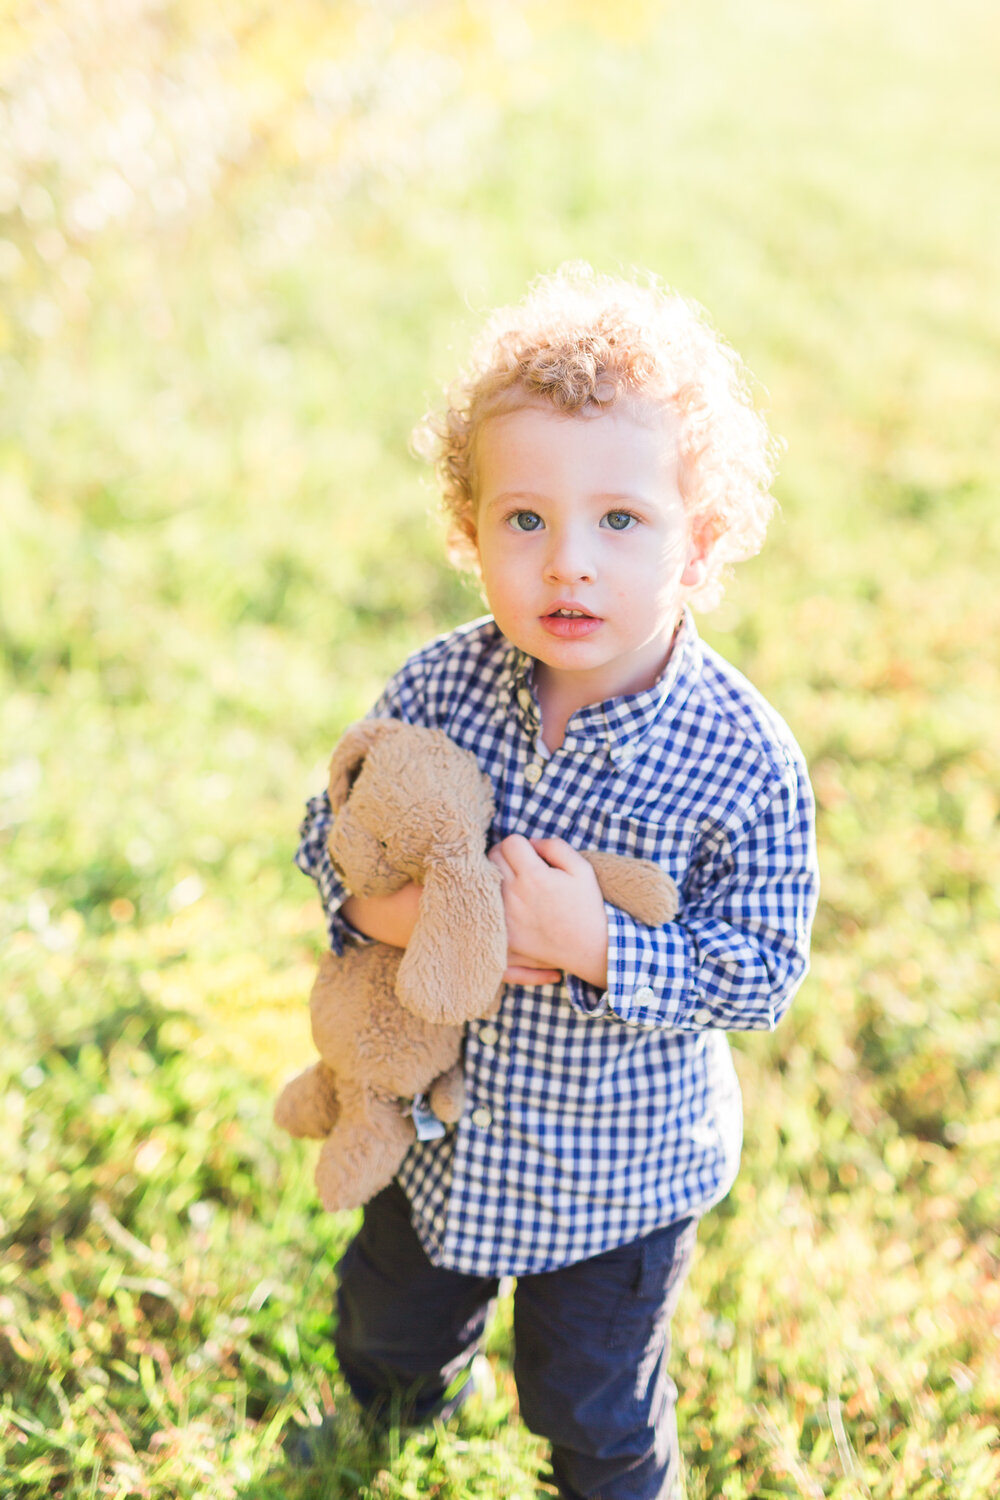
[567,756,818,1032]
[294,656,431,952]
[294,792,359,955]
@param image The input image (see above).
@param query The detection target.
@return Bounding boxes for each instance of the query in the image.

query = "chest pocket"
[599,811,726,905]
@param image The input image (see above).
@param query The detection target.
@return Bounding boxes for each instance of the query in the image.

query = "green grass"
[2,0,999,1494]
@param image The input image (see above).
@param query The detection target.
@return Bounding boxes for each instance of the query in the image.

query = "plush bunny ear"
[327,719,401,812]
[396,854,507,1026]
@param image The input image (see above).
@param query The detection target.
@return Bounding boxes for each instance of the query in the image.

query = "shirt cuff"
[326,903,376,956]
[566,905,718,1032]
[609,905,680,1028]
[565,973,611,1017]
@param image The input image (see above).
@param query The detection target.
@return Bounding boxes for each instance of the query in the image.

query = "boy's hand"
[488,835,609,989]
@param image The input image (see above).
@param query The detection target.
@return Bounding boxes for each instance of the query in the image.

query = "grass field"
[2,0,999,1495]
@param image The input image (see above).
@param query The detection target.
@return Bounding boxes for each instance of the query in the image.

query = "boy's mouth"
[540,604,602,639]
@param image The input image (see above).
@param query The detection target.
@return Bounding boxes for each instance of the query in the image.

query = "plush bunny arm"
[428,1062,466,1124]
[580,851,679,926]
[396,856,507,1026]
[274,1062,340,1139]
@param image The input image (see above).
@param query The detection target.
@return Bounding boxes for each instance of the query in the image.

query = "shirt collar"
[494,607,703,761]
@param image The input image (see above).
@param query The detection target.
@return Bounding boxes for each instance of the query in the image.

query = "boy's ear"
[680,551,708,590]
[680,523,713,589]
[463,516,481,565]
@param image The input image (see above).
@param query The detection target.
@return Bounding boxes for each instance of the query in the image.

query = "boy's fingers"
[504,963,563,986]
[487,845,514,881]
[530,837,585,873]
[496,833,544,874]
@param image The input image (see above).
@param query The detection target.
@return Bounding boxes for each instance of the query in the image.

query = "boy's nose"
[542,529,595,584]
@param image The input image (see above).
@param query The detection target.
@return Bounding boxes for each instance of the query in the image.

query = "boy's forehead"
[475,391,679,454]
[472,398,683,511]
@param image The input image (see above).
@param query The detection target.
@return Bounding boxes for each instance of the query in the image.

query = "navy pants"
[334,1183,697,1500]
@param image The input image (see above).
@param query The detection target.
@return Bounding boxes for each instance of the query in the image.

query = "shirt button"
[518,687,533,710]
[471,1106,492,1129]
[524,761,543,785]
[693,1006,712,1025]
[478,1025,499,1047]
[634,985,655,1005]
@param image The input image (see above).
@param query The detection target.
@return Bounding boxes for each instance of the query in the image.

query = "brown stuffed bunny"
[275,719,679,1212]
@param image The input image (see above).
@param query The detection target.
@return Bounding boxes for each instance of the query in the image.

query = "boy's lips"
[539,604,602,639]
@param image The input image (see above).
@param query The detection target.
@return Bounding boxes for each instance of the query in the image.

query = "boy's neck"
[532,615,684,753]
[534,677,579,753]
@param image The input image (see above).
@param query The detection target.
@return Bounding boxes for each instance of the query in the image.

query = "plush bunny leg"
[274,1062,340,1140]
[580,851,679,925]
[428,1062,466,1125]
[313,1081,416,1213]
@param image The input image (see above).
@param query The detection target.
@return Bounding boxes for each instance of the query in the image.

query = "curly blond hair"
[415,263,781,610]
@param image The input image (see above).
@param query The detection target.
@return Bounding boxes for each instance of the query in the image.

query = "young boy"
[295,265,819,1499]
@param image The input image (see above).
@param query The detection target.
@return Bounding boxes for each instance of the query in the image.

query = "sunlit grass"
[2,0,999,1495]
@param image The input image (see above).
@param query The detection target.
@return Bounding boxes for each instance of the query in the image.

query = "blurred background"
[1,2,998,1496]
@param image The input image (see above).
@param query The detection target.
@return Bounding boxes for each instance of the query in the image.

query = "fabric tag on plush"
[410,1093,447,1142]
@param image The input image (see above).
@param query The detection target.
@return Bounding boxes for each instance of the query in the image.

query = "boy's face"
[473,400,708,709]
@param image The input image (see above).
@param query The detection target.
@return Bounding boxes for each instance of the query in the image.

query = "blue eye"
[603,510,636,532]
[510,511,544,532]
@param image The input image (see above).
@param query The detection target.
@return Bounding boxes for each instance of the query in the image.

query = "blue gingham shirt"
[295,610,818,1277]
